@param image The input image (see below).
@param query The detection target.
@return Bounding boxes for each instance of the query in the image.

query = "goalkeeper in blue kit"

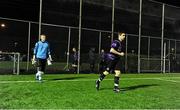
[95,32,125,93]
[32,35,52,81]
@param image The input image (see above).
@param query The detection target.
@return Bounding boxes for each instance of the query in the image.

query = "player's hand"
[32,57,35,62]
[32,58,36,65]
[47,59,52,65]
[32,55,36,65]
[119,52,124,56]
[48,55,53,61]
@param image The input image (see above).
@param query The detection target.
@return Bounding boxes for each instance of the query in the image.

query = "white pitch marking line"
[156,78,180,83]
[0,77,179,83]
[0,77,158,83]
[0,80,36,83]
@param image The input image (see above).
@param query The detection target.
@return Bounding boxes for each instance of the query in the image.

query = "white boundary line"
[0,80,36,83]
[156,78,180,83]
[0,77,180,84]
[0,77,159,83]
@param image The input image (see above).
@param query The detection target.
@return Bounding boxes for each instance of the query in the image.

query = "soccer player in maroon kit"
[95,32,125,93]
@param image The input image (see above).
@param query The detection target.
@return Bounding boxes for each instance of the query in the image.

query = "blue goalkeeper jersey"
[33,41,50,59]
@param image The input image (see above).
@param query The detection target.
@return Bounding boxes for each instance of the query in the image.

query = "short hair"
[40,34,46,37]
[118,32,125,36]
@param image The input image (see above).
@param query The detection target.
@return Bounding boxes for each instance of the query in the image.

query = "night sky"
[0,0,39,21]
[0,0,179,21]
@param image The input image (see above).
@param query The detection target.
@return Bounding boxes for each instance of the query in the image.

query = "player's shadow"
[48,76,85,81]
[120,84,159,91]
[101,84,158,91]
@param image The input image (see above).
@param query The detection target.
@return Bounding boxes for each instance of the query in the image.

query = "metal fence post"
[125,34,128,73]
[161,3,165,73]
[78,0,83,74]
[26,22,31,71]
[138,0,142,73]
[38,0,43,40]
[175,40,177,59]
[111,0,115,42]
[66,28,71,71]
[98,31,102,72]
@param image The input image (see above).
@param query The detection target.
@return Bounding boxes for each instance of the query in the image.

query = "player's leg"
[113,70,121,92]
[99,60,106,72]
[39,59,47,81]
[113,60,121,93]
[75,61,78,73]
[37,59,43,81]
[35,67,40,80]
[72,60,77,73]
[73,65,77,73]
[35,59,41,80]
[95,60,115,90]
[99,61,103,72]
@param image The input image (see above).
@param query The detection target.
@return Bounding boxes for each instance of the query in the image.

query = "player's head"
[118,32,125,41]
[40,34,46,42]
[72,47,76,52]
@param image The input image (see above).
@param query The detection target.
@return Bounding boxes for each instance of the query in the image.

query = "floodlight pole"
[39,0,43,40]
[138,0,142,73]
[78,0,83,74]
[161,3,165,73]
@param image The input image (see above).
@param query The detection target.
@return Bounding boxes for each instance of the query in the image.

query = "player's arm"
[32,42,38,64]
[110,48,124,56]
[32,43,38,61]
[47,44,53,61]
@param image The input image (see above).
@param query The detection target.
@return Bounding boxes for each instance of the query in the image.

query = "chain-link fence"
[0,0,180,74]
